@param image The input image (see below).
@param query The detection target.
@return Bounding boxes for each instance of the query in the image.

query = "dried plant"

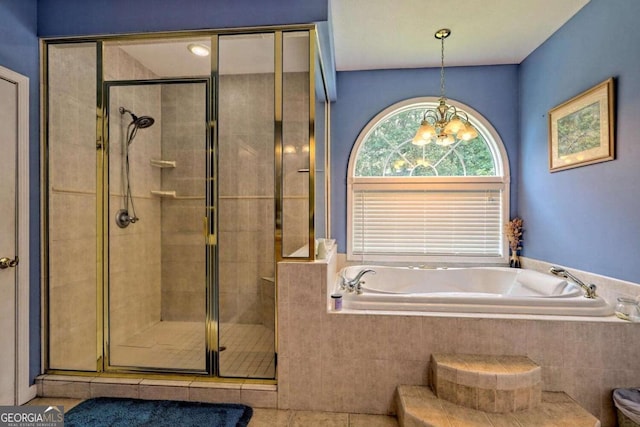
[504,217,523,252]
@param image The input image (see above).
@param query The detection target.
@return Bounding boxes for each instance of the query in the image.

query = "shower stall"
[43,27,329,379]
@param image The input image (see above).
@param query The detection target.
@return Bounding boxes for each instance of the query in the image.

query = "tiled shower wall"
[48,44,98,370]
[282,72,310,257]
[160,83,206,321]
[218,73,275,325]
[159,72,307,327]
[104,47,162,352]
[47,44,164,371]
[277,256,640,427]
[48,52,302,367]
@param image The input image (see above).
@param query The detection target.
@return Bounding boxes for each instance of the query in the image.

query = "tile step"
[396,385,600,427]
[430,354,542,413]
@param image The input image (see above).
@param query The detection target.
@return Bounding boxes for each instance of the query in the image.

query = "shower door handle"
[0,256,18,269]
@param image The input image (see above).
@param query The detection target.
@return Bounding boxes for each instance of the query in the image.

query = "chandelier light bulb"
[457,125,479,141]
[412,120,435,145]
[436,134,455,146]
[412,135,430,146]
[444,117,465,135]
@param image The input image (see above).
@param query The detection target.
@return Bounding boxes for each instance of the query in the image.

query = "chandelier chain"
[440,35,445,99]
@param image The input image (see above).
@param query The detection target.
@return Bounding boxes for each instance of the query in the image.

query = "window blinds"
[352,189,502,256]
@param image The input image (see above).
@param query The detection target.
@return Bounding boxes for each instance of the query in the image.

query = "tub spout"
[549,266,597,299]
[341,269,376,294]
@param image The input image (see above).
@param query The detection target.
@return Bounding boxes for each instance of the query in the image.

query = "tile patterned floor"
[250,409,398,426]
[25,397,83,413]
[25,398,399,426]
[109,320,275,378]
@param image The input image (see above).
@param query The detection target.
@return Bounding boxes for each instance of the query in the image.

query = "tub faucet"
[549,266,597,299]
[341,269,376,294]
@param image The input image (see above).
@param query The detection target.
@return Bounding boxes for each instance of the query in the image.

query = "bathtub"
[334,265,613,316]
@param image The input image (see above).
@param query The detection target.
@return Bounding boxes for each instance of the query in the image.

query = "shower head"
[133,115,155,129]
[119,107,155,129]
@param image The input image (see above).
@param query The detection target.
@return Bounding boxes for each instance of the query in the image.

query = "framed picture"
[548,77,615,172]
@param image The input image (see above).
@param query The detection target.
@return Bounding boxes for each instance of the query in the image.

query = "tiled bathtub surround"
[277,252,640,427]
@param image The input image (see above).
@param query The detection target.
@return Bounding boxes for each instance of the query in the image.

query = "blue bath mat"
[64,397,252,427]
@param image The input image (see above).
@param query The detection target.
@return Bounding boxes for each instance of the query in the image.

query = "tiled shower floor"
[219,322,276,378]
[110,320,275,378]
[111,321,204,370]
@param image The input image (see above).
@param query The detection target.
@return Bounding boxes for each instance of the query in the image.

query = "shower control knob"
[0,256,18,269]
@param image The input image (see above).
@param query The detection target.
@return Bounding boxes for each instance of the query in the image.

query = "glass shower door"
[217,33,276,378]
[106,80,208,372]
[47,42,98,371]
[45,29,324,378]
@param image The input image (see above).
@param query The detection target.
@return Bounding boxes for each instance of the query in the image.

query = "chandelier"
[412,29,478,146]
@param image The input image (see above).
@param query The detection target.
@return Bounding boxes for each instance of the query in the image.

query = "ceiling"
[330,0,590,71]
[113,0,590,77]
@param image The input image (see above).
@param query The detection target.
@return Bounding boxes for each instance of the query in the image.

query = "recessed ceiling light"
[188,43,210,57]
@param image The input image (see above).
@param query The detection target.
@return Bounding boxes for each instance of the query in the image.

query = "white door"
[0,64,31,405]
[0,74,18,405]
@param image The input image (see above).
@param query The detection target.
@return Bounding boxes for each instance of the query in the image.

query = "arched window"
[348,97,510,264]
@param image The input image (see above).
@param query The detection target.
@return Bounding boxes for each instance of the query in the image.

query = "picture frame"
[548,77,615,172]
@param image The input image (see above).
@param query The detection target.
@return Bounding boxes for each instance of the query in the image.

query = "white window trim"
[347,97,511,265]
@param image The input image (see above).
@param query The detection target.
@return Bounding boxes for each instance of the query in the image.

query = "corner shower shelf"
[150,159,176,168]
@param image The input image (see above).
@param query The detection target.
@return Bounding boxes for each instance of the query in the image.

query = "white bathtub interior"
[333,265,614,316]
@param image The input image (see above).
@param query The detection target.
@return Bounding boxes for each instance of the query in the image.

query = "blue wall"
[37,0,327,36]
[331,65,520,253]
[0,0,40,384]
[519,0,640,283]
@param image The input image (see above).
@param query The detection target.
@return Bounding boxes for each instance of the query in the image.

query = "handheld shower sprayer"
[549,266,597,299]
[115,106,155,228]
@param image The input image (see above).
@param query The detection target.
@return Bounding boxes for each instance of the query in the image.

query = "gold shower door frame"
[42,25,325,380]
[100,78,213,375]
